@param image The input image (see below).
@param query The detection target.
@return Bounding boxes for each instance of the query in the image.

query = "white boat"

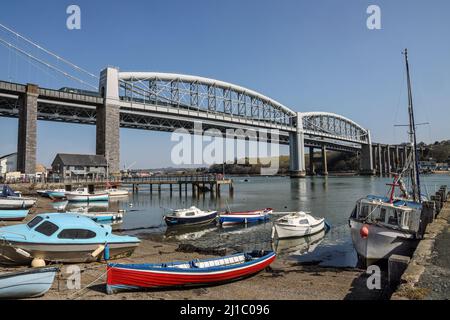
[349,49,431,266]
[66,209,125,222]
[0,197,36,210]
[274,229,326,256]
[272,211,325,239]
[65,188,109,202]
[105,188,128,197]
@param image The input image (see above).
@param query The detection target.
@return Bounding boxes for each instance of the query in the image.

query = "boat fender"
[91,244,105,258]
[104,244,110,261]
[15,247,31,258]
[31,258,46,267]
[360,225,369,239]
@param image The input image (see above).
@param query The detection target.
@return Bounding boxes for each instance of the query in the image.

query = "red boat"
[106,250,276,293]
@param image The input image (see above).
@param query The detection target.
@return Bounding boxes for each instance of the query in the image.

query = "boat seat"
[192,255,246,269]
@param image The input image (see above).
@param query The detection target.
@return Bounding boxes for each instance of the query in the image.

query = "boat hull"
[274,219,325,239]
[0,266,58,299]
[349,219,419,265]
[47,191,66,199]
[66,193,109,202]
[0,241,139,266]
[0,209,29,221]
[219,214,269,226]
[164,211,218,226]
[0,198,35,210]
[106,251,276,293]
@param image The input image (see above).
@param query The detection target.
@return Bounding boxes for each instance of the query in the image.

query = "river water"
[57,174,450,268]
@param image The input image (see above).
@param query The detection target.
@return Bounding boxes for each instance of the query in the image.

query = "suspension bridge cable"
[0,36,98,90]
[0,22,99,80]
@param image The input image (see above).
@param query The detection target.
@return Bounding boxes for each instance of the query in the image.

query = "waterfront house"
[0,153,17,177]
[51,153,107,179]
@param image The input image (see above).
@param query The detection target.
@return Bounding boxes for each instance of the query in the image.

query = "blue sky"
[0,0,449,168]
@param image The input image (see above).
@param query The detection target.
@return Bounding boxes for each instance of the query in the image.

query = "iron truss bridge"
[0,74,369,153]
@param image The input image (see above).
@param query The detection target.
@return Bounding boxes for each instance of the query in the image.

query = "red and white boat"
[106,250,276,293]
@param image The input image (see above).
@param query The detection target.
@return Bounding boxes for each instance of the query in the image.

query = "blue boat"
[0,213,140,265]
[0,209,29,221]
[218,208,273,226]
[0,266,58,299]
[46,189,66,200]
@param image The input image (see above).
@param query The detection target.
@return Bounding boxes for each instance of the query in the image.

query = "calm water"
[57,174,450,268]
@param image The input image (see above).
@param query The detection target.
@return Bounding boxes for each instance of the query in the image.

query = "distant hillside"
[419,140,450,162]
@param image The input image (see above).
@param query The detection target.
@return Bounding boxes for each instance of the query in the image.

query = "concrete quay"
[392,189,450,300]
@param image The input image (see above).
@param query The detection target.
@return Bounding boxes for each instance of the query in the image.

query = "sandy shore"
[1,197,391,300]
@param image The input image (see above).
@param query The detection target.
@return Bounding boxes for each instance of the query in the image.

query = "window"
[34,221,59,236]
[387,209,399,225]
[359,205,369,218]
[27,216,43,229]
[57,229,96,239]
[185,211,195,216]
[299,219,309,225]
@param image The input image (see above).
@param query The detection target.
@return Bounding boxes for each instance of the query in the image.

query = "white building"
[0,153,17,176]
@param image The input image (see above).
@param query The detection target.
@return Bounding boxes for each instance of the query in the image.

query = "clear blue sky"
[0,0,449,168]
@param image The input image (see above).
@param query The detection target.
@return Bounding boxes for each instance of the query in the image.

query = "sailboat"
[349,49,431,266]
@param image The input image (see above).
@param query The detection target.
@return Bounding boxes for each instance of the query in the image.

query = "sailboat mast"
[403,48,421,202]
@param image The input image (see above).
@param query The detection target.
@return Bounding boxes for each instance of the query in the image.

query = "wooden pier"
[124,174,233,197]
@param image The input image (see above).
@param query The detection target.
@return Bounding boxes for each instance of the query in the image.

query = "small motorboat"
[36,190,50,198]
[272,211,325,239]
[163,206,218,226]
[0,209,29,221]
[0,266,59,299]
[67,209,125,222]
[106,250,276,293]
[106,188,128,197]
[0,185,36,210]
[218,208,272,226]
[65,188,109,202]
[46,189,67,200]
[0,213,140,265]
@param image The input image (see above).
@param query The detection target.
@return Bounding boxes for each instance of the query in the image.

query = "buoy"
[91,244,105,258]
[360,225,369,239]
[104,244,110,261]
[31,258,46,267]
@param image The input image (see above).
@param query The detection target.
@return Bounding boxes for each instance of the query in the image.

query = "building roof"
[53,154,107,167]
[0,152,17,160]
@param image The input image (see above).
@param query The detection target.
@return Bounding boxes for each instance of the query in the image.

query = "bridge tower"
[17,84,38,174]
[289,112,306,177]
[98,67,120,174]
[359,130,374,175]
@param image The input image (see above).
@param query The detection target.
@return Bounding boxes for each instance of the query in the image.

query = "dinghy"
[106,250,276,293]
[218,208,272,226]
[67,209,125,222]
[106,188,128,197]
[65,188,109,202]
[0,209,29,221]
[272,212,325,239]
[0,213,140,265]
[46,189,66,200]
[164,206,218,226]
[0,266,59,299]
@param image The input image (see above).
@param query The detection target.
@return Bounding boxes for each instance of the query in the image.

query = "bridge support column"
[97,67,120,174]
[321,146,328,175]
[386,145,391,176]
[377,144,382,177]
[395,146,400,171]
[289,113,306,178]
[359,130,374,175]
[17,84,38,174]
[308,147,315,176]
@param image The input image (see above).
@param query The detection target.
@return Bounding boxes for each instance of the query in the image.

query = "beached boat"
[0,209,29,221]
[0,213,140,265]
[0,266,59,299]
[272,212,325,239]
[164,206,218,226]
[106,188,128,197]
[0,185,36,210]
[349,49,430,266]
[46,189,67,200]
[65,188,109,202]
[106,250,276,293]
[67,209,125,222]
[217,208,272,226]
